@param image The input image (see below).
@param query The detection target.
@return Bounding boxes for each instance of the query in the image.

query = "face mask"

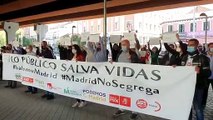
[33,48,37,53]
[72,49,77,54]
[209,48,213,52]
[176,48,181,52]
[187,46,196,53]
[26,49,30,53]
[121,46,128,52]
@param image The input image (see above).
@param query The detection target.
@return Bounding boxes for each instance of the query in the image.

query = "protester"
[135,39,150,64]
[58,45,68,60]
[161,44,176,65]
[164,41,188,66]
[24,45,38,94]
[4,44,17,88]
[183,39,211,120]
[198,44,206,54]
[202,42,213,109]
[110,43,121,62]
[81,43,94,62]
[87,37,107,62]
[113,39,139,120]
[40,41,55,100]
[148,41,162,65]
[0,46,6,79]
[70,44,87,108]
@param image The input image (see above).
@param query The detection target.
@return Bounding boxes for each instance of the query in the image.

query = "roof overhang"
[0,0,213,28]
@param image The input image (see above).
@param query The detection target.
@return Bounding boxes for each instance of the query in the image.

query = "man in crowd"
[202,42,213,109]
[184,39,211,120]
[4,44,17,88]
[113,39,139,120]
[25,45,38,94]
[0,46,6,79]
[162,44,177,65]
[40,41,55,100]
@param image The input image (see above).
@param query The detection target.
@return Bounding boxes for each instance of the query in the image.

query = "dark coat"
[181,51,211,89]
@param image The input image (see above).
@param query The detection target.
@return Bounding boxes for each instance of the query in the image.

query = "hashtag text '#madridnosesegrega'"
[61,75,160,95]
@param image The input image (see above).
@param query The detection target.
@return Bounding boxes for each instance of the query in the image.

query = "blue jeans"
[189,88,204,120]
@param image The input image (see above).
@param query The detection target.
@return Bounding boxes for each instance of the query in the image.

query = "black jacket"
[41,47,55,59]
[164,42,187,66]
[181,51,211,89]
[116,49,139,63]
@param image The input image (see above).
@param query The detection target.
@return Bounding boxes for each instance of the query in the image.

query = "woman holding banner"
[25,45,38,94]
[71,44,87,108]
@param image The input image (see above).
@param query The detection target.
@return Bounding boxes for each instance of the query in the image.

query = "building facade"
[161,6,213,44]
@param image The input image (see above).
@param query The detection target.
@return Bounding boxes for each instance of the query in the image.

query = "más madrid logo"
[64,87,82,96]
[109,94,131,107]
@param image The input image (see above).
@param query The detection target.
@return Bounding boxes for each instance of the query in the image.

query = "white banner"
[3,54,196,120]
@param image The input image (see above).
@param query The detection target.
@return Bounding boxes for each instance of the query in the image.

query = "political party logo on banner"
[136,99,148,109]
[64,87,82,97]
[83,90,107,102]
[47,83,62,91]
[15,73,22,80]
[34,79,45,88]
[109,94,131,107]
[136,99,161,112]
[22,77,34,84]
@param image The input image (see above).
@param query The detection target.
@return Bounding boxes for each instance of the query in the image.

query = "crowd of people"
[0,34,212,120]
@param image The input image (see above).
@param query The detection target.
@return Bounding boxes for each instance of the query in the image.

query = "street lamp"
[200,13,208,49]
[71,26,76,44]
[72,26,76,35]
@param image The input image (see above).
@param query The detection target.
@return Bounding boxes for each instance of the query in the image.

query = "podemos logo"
[83,90,106,102]
[109,94,131,107]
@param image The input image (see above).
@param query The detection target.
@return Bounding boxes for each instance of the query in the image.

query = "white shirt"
[186,55,193,66]
[27,51,36,56]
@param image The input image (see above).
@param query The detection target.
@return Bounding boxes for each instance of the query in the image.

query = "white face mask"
[176,48,181,52]
[210,48,213,53]
[72,49,77,54]
[121,46,128,52]
[32,48,37,53]
[26,49,30,53]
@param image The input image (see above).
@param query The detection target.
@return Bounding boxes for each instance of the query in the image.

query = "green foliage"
[72,34,81,45]
[0,31,6,47]
[22,37,33,46]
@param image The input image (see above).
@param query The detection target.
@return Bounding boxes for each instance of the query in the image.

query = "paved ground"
[0,80,212,120]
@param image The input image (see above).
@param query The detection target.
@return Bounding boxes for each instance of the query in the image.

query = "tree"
[22,37,33,47]
[0,31,6,47]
